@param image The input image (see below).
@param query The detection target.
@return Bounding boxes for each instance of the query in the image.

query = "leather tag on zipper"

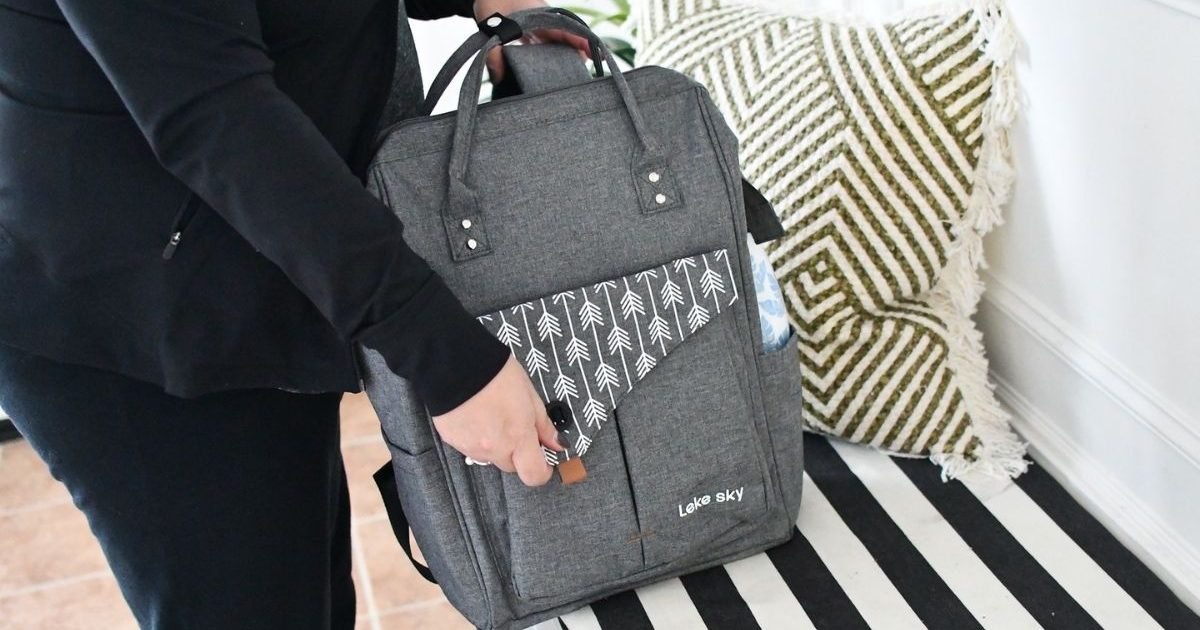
[558,458,587,485]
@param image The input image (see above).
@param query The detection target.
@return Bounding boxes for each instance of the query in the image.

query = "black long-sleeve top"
[0,0,512,414]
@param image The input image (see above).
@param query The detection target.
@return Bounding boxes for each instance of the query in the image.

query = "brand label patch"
[677,486,744,517]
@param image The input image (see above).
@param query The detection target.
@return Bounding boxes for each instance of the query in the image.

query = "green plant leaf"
[561,7,629,29]
[601,36,637,66]
[567,4,633,25]
[560,5,608,19]
[561,4,638,63]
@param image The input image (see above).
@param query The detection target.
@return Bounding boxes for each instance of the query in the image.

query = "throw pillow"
[637,0,1026,477]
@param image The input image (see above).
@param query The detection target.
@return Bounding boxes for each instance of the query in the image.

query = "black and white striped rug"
[537,435,1198,630]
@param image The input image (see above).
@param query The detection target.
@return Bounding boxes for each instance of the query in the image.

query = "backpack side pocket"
[758,326,805,525]
[375,447,491,627]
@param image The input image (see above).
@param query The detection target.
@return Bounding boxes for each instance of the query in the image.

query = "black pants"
[0,343,356,630]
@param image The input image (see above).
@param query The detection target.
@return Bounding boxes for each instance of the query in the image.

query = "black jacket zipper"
[161,195,200,260]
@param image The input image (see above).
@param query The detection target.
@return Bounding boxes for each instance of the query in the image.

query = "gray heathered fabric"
[502,43,593,96]
[760,327,807,524]
[358,9,806,629]
[377,0,425,131]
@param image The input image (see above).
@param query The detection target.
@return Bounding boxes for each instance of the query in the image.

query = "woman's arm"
[53,0,508,416]
[406,0,476,20]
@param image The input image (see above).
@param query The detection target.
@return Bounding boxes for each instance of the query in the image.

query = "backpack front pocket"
[612,312,770,567]
[470,247,771,602]
[472,424,645,601]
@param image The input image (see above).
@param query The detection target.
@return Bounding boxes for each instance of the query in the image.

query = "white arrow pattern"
[477,248,738,463]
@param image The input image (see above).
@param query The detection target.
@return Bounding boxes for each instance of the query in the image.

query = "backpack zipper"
[162,195,200,260]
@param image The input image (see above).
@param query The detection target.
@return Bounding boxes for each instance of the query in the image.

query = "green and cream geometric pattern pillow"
[638,0,1026,477]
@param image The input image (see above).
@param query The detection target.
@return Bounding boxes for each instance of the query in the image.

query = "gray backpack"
[359,9,805,629]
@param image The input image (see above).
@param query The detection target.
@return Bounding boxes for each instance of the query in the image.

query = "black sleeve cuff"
[356,272,511,416]
[405,0,476,20]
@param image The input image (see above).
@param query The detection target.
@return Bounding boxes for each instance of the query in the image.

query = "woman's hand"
[436,1,583,487]
[472,0,592,82]
[432,353,564,486]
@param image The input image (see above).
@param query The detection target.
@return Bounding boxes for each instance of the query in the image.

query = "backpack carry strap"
[478,40,785,244]
[411,8,784,254]
[419,8,603,117]
[373,463,438,584]
[743,179,784,244]
[438,9,675,262]
[489,43,594,100]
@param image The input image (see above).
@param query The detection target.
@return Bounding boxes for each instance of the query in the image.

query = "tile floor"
[0,393,472,630]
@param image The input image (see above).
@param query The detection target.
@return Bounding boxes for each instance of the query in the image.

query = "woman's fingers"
[429,351,560,487]
[486,46,506,82]
[534,29,594,64]
[530,389,564,451]
[511,431,553,486]
[492,460,517,474]
[487,29,594,82]
[534,29,593,56]
[534,414,563,453]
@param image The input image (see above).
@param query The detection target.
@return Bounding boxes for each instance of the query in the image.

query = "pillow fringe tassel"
[930,2,1028,481]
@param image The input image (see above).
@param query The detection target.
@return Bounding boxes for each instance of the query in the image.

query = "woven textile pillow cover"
[638,0,1025,477]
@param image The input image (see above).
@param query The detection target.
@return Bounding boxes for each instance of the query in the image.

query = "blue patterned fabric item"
[746,234,790,351]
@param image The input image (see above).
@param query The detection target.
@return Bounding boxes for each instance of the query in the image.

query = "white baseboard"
[993,376,1200,612]
[982,273,1200,469]
[979,273,1200,610]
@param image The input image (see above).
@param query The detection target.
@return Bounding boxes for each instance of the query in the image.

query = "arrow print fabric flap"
[477,248,740,466]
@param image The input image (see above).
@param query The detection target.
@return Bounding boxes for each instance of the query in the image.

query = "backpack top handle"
[419,7,604,117]
[436,8,679,263]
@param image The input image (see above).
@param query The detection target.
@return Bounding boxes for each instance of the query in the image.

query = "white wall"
[409,16,477,114]
[978,0,1200,606]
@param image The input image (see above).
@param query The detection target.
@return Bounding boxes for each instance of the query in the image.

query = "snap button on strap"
[633,157,681,214]
[442,211,491,261]
[546,400,572,431]
[477,12,522,44]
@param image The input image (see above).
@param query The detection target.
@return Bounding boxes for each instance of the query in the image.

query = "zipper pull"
[162,231,182,260]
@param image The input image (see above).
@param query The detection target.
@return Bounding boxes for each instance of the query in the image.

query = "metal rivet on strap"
[466,238,478,250]
[655,193,667,204]
[461,219,472,229]
[647,171,661,183]
[486,16,502,27]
